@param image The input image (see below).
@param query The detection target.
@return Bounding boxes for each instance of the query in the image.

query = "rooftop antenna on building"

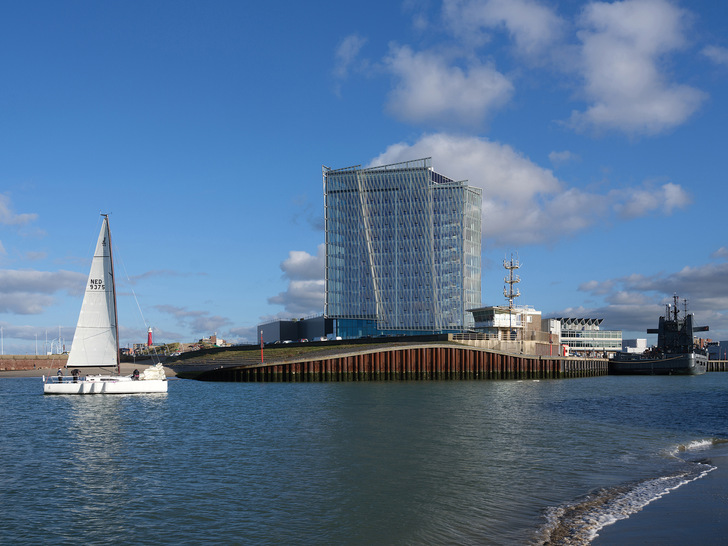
[503,253,521,310]
[504,254,521,340]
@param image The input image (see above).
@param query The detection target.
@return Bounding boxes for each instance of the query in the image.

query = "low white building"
[469,305,542,341]
[622,339,647,354]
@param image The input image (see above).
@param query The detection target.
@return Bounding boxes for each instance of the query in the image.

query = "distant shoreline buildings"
[256,156,628,357]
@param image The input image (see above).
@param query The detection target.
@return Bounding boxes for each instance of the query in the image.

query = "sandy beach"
[594,455,728,545]
[0,361,176,379]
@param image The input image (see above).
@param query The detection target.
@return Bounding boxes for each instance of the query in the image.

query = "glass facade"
[556,318,622,354]
[324,158,482,337]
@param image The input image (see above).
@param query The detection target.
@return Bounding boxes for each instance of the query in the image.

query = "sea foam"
[537,461,716,545]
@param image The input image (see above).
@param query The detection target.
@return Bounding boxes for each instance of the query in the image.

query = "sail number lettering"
[89,278,105,290]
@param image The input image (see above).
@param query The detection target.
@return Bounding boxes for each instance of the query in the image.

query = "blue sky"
[1,0,727,354]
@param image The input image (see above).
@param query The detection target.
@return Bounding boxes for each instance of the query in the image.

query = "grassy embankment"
[165,342,369,368]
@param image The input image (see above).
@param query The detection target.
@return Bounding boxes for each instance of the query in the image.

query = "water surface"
[2,374,727,544]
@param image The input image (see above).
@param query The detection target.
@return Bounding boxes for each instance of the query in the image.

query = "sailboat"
[43,215,168,394]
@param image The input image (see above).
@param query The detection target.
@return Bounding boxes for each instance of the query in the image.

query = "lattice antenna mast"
[503,254,521,310]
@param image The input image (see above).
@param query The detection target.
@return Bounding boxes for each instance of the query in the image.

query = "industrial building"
[323,158,482,339]
[258,316,333,345]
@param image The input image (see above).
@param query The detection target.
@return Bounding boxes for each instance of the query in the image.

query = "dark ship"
[609,295,709,375]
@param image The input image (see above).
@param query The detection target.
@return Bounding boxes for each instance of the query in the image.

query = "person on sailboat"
[132,369,139,380]
[57,368,63,383]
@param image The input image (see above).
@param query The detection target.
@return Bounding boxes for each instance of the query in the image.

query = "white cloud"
[333,0,707,137]
[333,33,369,97]
[23,251,46,261]
[612,181,690,218]
[443,0,564,57]
[371,134,591,244]
[403,0,431,32]
[369,133,692,245]
[712,247,728,260]
[154,304,206,321]
[702,45,728,66]
[0,194,37,226]
[383,44,513,127]
[548,150,578,166]
[280,243,325,281]
[570,0,705,135]
[0,293,56,315]
[0,269,85,314]
[573,261,728,337]
[0,269,85,294]
[154,304,231,336]
[268,279,325,316]
[334,34,367,80]
[578,279,616,295]
[189,315,232,335]
[267,245,326,316]
[659,182,690,213]
[371,133,560,200]
[228,324,258,344]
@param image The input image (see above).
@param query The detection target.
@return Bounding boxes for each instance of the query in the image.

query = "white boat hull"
[44,376,168,395]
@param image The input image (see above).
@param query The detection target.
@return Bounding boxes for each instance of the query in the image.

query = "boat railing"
[43,375,82,383]
[42,374,86,384]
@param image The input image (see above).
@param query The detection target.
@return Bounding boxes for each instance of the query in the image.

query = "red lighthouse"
[147,327,153,347]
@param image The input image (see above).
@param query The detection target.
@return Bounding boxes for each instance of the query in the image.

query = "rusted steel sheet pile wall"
[193,346,607,382]
[0,354,68,371]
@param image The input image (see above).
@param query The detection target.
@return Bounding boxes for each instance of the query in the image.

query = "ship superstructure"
[609,295,709,375]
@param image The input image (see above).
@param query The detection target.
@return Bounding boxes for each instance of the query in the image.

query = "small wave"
[671,437,728,457]
[534,462,715,545]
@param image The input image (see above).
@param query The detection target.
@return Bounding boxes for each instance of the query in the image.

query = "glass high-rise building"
[323,158,482,338]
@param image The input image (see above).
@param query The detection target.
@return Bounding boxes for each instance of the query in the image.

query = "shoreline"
[0,360,177,378]
[593,454,728,544]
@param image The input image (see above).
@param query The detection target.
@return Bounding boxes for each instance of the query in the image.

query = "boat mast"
[669,293,679,322]
[103,214,121,374]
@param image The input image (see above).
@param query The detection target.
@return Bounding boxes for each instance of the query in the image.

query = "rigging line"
[112,239,164,365]
[112,238,150,331]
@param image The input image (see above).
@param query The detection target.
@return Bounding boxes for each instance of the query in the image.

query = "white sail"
[66,217,118,368]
